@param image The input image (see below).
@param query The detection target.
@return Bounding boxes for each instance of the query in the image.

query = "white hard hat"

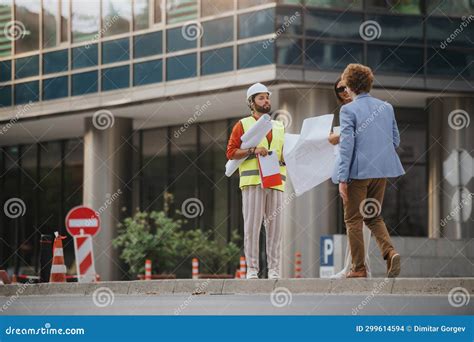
[246,83,271,101]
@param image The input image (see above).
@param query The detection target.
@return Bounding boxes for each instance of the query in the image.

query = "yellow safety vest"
[238,116,286,192]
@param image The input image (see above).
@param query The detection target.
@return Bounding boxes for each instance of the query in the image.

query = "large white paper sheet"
[225,114,273,177]
[284,114,335,196]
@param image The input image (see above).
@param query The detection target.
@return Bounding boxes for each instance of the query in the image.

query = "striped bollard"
[192,258,199,279]
[295,252,302,278]
[239,256,246,279]
[145,259,152,280]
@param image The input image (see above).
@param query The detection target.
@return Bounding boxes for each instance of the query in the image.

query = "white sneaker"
[246,268,258,279]
[268,269,280,279]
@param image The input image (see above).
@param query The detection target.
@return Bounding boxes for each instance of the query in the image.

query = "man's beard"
[254,103,271,114]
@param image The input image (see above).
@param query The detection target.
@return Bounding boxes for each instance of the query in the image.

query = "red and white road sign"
[65,206,100,237]
[73,235,96,283]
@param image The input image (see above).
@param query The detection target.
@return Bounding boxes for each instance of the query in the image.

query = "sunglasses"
[336,86,347,93]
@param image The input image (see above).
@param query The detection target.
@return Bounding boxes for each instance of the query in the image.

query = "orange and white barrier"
[145,259,152,280]
[192,258,199,279]
[239,256,246,279]
[74,234,96,283]
[50,232,67,283]
[295,252,302,278]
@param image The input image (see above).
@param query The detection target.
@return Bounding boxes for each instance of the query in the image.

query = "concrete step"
[1,278,472,297]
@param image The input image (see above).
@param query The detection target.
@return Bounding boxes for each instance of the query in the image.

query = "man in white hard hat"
[226,83,287,279]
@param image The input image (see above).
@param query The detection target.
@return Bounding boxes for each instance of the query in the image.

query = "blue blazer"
[332,93,405,184]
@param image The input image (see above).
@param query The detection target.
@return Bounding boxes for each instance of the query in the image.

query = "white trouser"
[242,185,283,272]
[330,224,372,278]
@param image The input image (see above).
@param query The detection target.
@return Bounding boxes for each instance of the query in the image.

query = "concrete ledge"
[1,278,472,297]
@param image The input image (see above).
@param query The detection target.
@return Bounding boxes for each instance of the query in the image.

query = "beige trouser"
[242,185,283,272]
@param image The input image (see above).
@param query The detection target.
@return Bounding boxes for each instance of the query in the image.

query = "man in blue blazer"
[335,64,405,278]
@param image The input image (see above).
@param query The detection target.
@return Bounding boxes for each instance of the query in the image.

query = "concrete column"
[277,87,339,278]
[426,97,474,239]
[83,116,133,281]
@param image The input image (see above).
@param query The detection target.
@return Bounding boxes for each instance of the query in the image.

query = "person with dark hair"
[329,77,352,145]
[335,64,405,278]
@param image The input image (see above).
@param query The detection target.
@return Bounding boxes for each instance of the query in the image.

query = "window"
[276,7,302,36]
[134,0,149,30]
[368,14,423,44]
[15,55,39,79]
[0,0,13,56]
[134,31,163,58]
[427,17,474,48]
[153,0,162,24]
[72,44,98,69]
[102,38,130,64]
[14,0,40,53]
[102,65,130,91]
[427,49,474,79]
[305,10,362,40]
[0,85,11,107]
[305,41,363,70]
[426,0,474,17]
[43,76,68,100]
[43,50,68,74]
[72,71,98,95]
[367,46,424,75]
[167,26,197,52]
[238,0,274,9]
[60,0,68,42]
[276,38,302,65]
[305,0,362,10]
[167,0,197,24]
[43,0,59,48]
[366,0,421,14]
[238,40,275,69]
[102,0,131,37]
[15,81,39,104]
[0,60,11,82]
[201,0,233,17]
[72,0,99,43]
[166,53,197,81]
[201,47,233,75]
[64,139,84,215]
[134,59,163,86]
[202,17,233,47]
[239,8,275,39]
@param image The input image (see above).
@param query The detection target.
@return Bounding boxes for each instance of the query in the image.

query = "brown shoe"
[387,252,401,278]
[346,269,367,278]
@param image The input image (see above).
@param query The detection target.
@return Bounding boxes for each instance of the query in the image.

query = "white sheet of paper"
[284,114,335,197]
[258,151,280,177]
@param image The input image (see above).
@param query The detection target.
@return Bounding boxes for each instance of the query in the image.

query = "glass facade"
[0,0,471,107]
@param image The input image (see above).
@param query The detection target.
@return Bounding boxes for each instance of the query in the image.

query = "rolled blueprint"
[225,114,273,177]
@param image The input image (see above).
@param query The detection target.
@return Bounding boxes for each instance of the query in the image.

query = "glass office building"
[0,0,472,280]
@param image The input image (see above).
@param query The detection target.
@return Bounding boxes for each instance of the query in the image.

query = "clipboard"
[257,151,282,188]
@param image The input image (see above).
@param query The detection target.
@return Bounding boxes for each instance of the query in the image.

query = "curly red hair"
[341,64,374,95]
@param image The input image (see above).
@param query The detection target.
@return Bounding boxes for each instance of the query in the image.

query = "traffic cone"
[145,259,152,280]
[295,252,302,278]
[234,268,240,279]
[11,274,17,284]
[192,258,199,279]
[49,232,67,283]
[239,256,246,279]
